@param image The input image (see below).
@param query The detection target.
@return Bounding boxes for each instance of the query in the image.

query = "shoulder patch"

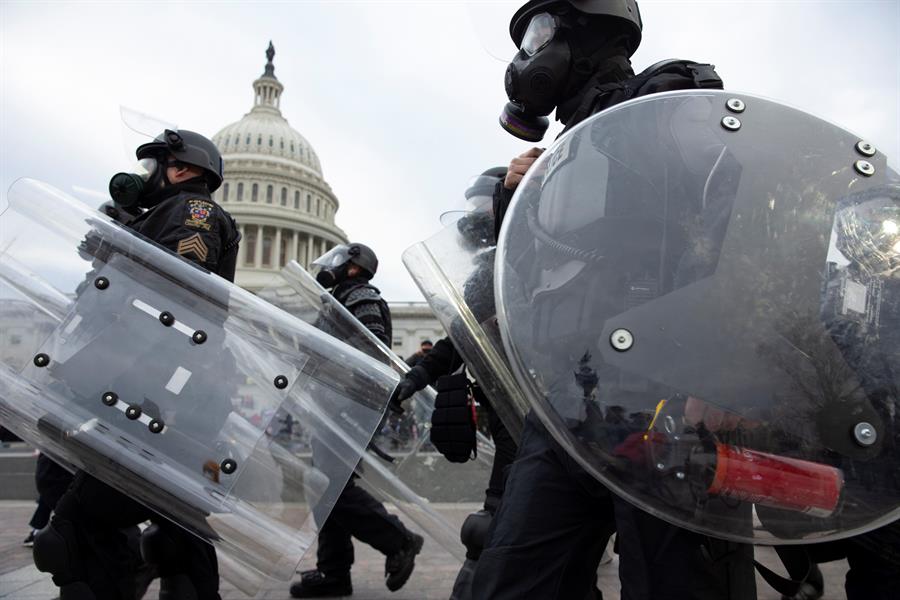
[184,198,214,231]
[177,233,209,262]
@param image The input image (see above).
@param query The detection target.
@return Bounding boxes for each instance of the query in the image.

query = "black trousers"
[471,416,756,600]
[316,477,408,576]
[471,416,616,599]
[48,471,220,600]
[29,454,74,530]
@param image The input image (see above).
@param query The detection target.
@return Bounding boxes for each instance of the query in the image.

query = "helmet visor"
[310,245,352,272]
[521,13,556,56]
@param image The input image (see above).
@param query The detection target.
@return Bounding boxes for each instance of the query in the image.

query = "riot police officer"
[463,2,761,599]
[33,128,239,600]
[391,168,524,600]
[290,242,424,598]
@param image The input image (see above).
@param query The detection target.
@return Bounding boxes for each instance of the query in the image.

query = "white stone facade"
[389,302,446,361]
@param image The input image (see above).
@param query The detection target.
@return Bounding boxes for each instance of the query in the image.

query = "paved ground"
[0,500,853,600]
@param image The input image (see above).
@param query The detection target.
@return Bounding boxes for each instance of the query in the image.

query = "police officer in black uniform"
[32,128,239,600]
[290,242,424,598]
[461,2,759,599]
[390,168,524,600]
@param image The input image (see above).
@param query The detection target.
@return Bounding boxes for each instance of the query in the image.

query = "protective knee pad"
[159,574,199,600]
[33,521,78,580]
[460,510,492,560]
[140,523,181,567]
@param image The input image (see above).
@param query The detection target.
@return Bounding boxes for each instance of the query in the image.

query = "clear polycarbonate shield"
[404,209,528,442]
[258,262,496,561]
[0,179,395,583]
[496,89,900,544]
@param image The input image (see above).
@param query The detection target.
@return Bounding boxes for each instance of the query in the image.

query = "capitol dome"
[212,42,347,292]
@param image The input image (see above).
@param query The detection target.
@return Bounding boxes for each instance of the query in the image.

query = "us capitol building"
[210,43,443,359]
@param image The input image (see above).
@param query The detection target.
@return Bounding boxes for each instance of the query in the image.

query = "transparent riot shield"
[258,262,495,561]
[495,89,900,544]
[0,179,396,584]
[403,207,528,442]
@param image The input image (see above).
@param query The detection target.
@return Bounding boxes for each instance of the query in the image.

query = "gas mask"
[315,262,350,289]
[108,156,170,209]
[500,12,570,142]
[312,244,377,288]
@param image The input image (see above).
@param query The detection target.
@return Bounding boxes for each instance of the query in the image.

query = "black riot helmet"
[136,129,225,192]
[500,0,643,141]
[312,242,379,288]
[509,0,642,53]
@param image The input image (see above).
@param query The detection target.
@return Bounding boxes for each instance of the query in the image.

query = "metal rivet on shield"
[721,116,741,131]
[854,160,875,177]
[125,404,142,420]
[853,422,877,447]
[159,311,175,326]
[94,277,109,290]
[101,391,118,407]
[610,329,634,352]
[220,458,237,475]
[274,375,288,389]
[855,141,876,157]
[148,419,165,434]
[33,353,50,368]
[726,98,745,113]
[191,330,207,345]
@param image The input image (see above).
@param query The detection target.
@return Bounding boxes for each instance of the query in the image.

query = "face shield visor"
[439,173,497,227]
[311,245,353,272]
[311,245,355,288]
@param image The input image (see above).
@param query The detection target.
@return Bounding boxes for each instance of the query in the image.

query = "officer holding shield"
[290,243,424,598]
[33,129,239,600]
[462,2,764,599]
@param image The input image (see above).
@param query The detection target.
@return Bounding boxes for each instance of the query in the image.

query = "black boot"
[290,570,352,598]
[384,533,424,592]
[780,563,824,600]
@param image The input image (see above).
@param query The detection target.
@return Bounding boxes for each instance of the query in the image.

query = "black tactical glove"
[430,373,477,463]
[388,365,429,414]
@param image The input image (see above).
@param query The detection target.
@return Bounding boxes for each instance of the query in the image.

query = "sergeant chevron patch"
[177,233,209,262]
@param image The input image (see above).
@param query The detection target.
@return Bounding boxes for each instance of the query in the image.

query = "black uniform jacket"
[129,185,240,282]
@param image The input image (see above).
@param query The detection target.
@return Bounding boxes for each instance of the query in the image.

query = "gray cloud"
[2,1,897,300]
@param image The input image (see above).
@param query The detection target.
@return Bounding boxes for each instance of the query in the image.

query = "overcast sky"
[2,1,898,301]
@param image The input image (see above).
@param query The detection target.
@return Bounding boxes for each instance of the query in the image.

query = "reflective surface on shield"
[404,209,528,442]
[0,179,394,584]
[496,90,900,544]
[258,262,496,562]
